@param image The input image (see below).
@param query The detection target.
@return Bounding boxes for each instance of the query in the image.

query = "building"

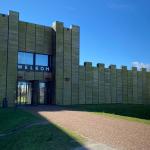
[0,11,150,107]
[0,10,79,106]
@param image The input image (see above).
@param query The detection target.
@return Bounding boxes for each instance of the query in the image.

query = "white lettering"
[40,67,44,71]
[18,65,50,72]
[35,66,39,71]
[25,65,28,70]
[30,65,33,70]
[45,67,50,71]
[18,65,23,69]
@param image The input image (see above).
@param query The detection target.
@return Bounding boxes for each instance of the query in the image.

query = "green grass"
[0,108,39,133]
[0,108,84,150]
[68,104,150,124]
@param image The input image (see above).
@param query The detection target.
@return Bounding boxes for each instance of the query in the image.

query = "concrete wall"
[0,11,19,106]
[0,11,150,106]
[78,63,150,105]
[18,21,53,81]
[0,11,53,106]
[0,13,8,106]
[52,19,150,106]
[52,22,80,105]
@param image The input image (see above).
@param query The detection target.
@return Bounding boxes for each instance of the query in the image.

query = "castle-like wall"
[0,11,19,106]
[79,63,150,104]
[53,21,150,105]
[52,21,80,105]
[0,11,54,106]
[0,11,149,106]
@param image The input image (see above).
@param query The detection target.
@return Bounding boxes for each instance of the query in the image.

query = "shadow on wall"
[23,104,150,120]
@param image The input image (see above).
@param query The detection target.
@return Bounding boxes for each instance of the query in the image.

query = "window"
[18,52,33,65]
[35,54,48,66]
[18,52,51,72]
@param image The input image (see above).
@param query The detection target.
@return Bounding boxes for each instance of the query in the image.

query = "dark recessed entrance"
[17,81,32,105]
[17,81,53,105]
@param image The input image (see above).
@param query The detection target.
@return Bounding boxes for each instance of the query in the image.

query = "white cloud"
[132,61,150,71]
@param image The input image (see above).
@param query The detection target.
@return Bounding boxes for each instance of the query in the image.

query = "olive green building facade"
[0,11,150,107]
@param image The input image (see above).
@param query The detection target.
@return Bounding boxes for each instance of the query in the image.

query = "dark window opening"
[18,52,33,65]
[35,54,49,66]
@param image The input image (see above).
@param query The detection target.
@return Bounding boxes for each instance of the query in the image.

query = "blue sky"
[0,0,150,68]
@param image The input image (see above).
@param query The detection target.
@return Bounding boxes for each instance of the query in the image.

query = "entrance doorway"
[17,81,53,105]
[39,82,46,104]
[17,81,32,104]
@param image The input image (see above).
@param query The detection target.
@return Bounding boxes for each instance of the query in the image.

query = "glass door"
[17,81,32,105]
[39,82,46,104]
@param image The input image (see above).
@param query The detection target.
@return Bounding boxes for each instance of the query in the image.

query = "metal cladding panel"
[7,11,19,106]
[63,28,71,105]
[0,15,8,105]
[79,66,85,104]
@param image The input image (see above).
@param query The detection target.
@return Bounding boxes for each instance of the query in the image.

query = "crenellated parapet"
[78,62,150,104]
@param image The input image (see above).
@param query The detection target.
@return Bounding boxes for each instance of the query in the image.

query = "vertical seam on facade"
[91,66,94,104]
[110,68,112,103]
[24,22,27,78]
[85,65,86,104]
[71,28,72,105]
[5,15,9,98]
[62,28,64,105]
[16,13,19,102]
[98,67,99,104]
[25,22,27,79]
[34,24,36,80]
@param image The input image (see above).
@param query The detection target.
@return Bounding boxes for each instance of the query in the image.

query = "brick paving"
[24,106,150,150]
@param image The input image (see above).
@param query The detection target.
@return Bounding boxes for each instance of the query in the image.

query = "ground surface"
[0,108,84,150]
[24,105,150,150]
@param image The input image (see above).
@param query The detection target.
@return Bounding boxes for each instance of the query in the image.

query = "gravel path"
[24,106,150,150]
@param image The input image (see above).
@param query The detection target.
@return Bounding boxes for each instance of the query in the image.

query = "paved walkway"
[24,106,150,150]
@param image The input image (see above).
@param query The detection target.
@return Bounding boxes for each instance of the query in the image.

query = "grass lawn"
[0,108,83,150]
[68,104,150,124]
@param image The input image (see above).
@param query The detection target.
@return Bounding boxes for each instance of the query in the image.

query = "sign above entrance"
[18,64,50,72]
